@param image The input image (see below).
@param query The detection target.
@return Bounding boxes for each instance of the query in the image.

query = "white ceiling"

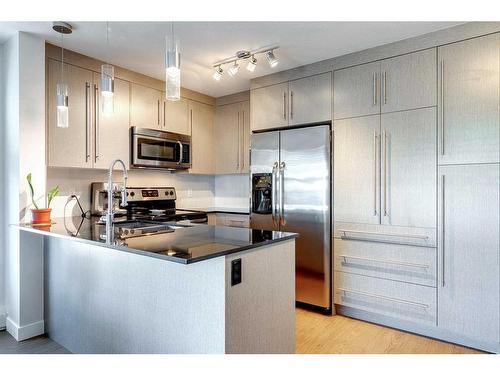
[0,21,463,97]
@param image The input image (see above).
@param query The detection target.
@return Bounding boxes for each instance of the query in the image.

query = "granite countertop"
[180,207,250,215]
[16,217,297,264]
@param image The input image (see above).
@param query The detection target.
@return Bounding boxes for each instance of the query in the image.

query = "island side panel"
[44,236,226,353]
[224,239,296,354]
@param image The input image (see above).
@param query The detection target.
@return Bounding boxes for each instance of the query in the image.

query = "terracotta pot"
[31,208,52,225]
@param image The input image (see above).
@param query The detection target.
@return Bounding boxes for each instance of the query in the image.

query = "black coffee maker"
[251,173,273,214]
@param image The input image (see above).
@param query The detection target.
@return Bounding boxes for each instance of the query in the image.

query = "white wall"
[214,174,249,209]
[0,40,6,328]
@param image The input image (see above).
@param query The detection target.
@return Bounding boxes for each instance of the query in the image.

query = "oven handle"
[177,141,183,165]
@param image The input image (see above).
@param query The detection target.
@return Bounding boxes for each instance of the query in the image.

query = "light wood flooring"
[0,310,484,354]
[295,308,483,354]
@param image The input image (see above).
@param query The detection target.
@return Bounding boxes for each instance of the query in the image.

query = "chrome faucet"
[106,159,129,225]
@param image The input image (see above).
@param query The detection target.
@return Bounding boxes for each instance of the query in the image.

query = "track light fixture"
[211,46,279,81]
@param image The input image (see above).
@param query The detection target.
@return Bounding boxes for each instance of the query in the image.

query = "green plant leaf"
[26,173,39,209]
[47,185,59,208]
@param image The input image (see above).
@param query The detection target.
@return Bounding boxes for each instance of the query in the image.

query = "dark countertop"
[16,217,297,264]
[180,207,250,215]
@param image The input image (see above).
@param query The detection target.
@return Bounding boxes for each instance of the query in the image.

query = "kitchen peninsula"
[16,218,297,354]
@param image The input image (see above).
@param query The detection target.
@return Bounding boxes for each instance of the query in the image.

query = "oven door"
[131,130,191,169]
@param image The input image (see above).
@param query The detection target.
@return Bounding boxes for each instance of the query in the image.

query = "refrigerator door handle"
[272,162,279,226]
[279,161,286,226]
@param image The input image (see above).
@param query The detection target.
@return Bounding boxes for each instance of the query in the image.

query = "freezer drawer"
[334,239,437,287]
[334,272,437,326]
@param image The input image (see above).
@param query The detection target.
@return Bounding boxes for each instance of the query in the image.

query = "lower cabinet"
[215,213,250,228]
[437,163,500,346]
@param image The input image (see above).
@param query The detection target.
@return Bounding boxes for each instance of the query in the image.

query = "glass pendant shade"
[101,64,115,115]
[165,34,181,101]
[56,83,69,128]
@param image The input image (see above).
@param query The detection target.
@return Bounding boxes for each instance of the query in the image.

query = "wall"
[214,174,249,209]
[47,168,215,217]
[0,41,5,328]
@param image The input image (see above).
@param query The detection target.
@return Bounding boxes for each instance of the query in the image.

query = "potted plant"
[27,173,59,225]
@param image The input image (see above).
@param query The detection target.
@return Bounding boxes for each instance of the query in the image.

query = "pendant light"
[53,22,72,128]
[101,22,115,115]
[165,22,181,101]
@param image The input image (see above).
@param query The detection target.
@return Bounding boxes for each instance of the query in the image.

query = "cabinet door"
[334,115,380,225]
[289,72,332,126]
[48,59,94,168]
[163,97,190,135]
[189,101,214,174]
[438,164,500,345]
[381,108,436,229]
[381,48,437,113]
[250,82,288,131]
[438,33,500,164]
[215,103,240,174]
[93,73,131,169]
[240,101,250,173]
[333,61,380,120]
[130,83,162,129]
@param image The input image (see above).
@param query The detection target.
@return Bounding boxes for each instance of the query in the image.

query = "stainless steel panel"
[280,125,331,309]
[250,131,280,231]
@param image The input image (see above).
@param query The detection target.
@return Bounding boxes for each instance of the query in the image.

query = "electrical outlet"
[187,189,193,198]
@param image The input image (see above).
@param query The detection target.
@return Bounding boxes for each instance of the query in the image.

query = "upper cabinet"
[215,101,250,174]
[438,33,500,165]
[93,72,130,169]
[130,83,163,129]
[334,48,436,120]
[334,61,381,120]
[189,101,215,174]
[48,60,94,168]
[164,97,190,135]
[250,73,332,131]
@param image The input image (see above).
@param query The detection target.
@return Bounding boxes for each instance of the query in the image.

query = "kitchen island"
[16,218,297,354]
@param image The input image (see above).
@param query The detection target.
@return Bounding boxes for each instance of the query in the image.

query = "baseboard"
[6,317,44,341]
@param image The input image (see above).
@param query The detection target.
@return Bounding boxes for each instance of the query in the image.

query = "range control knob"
[130,191,135,197]
[170,191,174,196]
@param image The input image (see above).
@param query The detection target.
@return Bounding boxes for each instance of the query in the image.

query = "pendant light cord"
[106,21,110,63]
[60,32,64,83]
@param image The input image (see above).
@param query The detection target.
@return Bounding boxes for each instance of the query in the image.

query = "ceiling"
[0,21,463,98]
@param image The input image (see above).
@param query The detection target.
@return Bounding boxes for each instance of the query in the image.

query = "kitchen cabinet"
[164,97,190,135]
[215,213,250,228]
[48,60,94,168]
[380,48,436,113]
[215,101,249,174]
[189,101,215,174]
[92,72,131,169]
[334,61,380,120]
[438,33,500,165]
[288,73,332,126]
[334,115,380,225]
[250,83,288,131]
[251,73,332,131]
[334,48,436,119]
[437,164,500,345]
[130,83,163,129]
[381,108,436,229]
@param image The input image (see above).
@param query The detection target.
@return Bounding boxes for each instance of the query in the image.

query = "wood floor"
[0,310,483,354]
[295,308,482,354]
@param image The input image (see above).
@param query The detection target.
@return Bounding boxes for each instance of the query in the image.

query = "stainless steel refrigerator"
[250,124,332,312]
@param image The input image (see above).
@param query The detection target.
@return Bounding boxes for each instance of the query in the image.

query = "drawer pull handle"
[339,255,429,270]
[337,288,429,309]
[340,230,430,246]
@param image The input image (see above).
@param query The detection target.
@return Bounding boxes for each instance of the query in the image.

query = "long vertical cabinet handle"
[373,130,378,216]
[157,100,160,126]
[441,174,446,287]
[163,101,166,129]
[440,60,445,156]
[85,82,91,162]
[383,71,387,104]
[237,111,240,171]
[283,92,287,120]
[93,84,99,163]
[241,110,245,171]
[372,73,377,106]
[271,162,279,226]
[290,91,294,120]
[383,131,388,217]
[279,161,286,226]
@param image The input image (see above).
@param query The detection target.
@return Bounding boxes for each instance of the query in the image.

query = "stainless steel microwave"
[131,127,191,170]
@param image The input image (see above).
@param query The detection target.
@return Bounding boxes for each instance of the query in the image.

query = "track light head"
[212,66,223,81]
[246,55,257,72]
[228,61,240,77]
[266,50,278,68]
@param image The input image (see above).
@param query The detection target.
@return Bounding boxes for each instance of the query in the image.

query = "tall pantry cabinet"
[436,33,500,350]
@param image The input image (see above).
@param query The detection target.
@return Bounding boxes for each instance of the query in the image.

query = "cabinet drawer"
[334,272,437,326]
[216,213,250,228]
[334,239,437,287]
